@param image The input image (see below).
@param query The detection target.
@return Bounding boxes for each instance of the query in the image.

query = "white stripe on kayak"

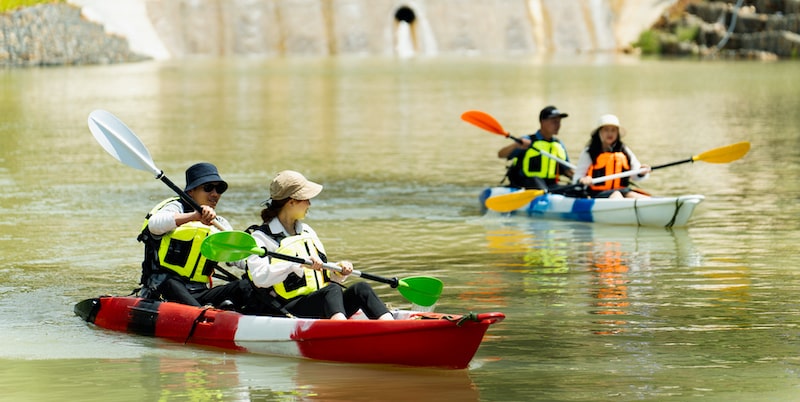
[234,315,302,357]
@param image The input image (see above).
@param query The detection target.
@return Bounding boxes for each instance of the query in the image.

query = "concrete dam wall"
[68,0,676,60]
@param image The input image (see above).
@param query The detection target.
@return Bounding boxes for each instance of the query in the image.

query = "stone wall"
[0,3,148,67]
[653,0,800,58]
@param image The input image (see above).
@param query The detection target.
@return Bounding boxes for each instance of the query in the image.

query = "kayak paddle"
[462,110,577,167]
[461,110,574,212]
[87,109,225,230]
[461,110,517,141]
[484,189,546,213]
[201,231,444,307]
[482,141,752,212]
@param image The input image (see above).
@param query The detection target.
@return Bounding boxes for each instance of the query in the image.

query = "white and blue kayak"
[479,187,705,227]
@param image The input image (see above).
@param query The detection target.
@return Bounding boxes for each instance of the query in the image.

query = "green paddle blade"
[201,231,265,262]
[398,276,444,307]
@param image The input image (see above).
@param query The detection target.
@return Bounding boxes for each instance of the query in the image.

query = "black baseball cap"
[539,106,568,121]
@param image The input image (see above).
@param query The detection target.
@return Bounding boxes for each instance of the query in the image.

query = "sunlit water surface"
[1,56,799,401]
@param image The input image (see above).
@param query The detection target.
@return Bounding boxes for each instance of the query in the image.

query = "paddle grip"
[507,134,524,144]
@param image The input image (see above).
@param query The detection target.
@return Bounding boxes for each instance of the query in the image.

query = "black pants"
[247,282,390,319]
[195,279,251,310]
[142,273,250,310]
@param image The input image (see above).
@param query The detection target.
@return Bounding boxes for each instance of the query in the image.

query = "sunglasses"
[202,182,228,194]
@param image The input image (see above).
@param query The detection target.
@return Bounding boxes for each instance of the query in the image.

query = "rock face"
[648,0,800,59]
[0,3,148,67]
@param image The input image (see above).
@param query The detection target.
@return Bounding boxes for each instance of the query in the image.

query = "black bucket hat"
[184,162,227,191]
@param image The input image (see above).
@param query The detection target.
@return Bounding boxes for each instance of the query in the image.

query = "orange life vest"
[587,152,630,191]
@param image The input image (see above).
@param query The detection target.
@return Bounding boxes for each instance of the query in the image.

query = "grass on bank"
[0,0,63,13]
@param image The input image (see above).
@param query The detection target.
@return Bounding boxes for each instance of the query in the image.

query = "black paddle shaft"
[650,157,694,170]
[158,174,206,213]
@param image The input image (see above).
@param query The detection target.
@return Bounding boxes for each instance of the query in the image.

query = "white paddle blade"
[88,109,161,177]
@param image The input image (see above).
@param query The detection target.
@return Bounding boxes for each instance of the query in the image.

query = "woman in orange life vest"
[573,114,651,199]
[235,170,393,320]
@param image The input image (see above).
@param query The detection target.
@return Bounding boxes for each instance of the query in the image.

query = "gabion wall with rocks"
[656,0,800,59]
[0,3,149,68]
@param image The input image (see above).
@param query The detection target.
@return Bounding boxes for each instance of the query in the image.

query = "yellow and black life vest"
[246,224,332,301]
[587,152,631,191]
[138,197,216,284]
[271,235,331,300]
[508,139,568,188]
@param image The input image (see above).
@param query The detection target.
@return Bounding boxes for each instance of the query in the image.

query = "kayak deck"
[480,187,704,227]
[75,296,504,369]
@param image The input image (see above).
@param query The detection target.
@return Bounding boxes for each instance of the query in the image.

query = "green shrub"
[675,25,699,42]
[634,30,662,55]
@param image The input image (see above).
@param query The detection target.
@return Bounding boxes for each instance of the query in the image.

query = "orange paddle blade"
[693,141,751,164]
[461,110,507,136]
[484,189,545,213]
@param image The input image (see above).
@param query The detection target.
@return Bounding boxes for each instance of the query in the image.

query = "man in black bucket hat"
[137,162,249,309]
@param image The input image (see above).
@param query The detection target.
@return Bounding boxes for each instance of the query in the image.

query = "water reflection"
[587,239,630,335]
[0,353,478,401]
[3,58,800,400]
[482,220,702,337]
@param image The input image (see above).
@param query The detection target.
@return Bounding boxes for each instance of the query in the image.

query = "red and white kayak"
[74,296,504,369]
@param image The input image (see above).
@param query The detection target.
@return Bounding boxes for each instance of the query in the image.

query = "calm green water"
[1,56,799,401]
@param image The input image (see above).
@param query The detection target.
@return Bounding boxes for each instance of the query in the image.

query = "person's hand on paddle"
[497,136,532,158]
[336,260,353,276]
[637,164,652,177]
[172,205,217,227]
[330,260,353,284]
[196,205,217,226]
[306,255,324,271]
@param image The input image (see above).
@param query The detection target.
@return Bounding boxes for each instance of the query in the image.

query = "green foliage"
[675,25,699,42]
[0,0,63,13]
[634,30,662,55]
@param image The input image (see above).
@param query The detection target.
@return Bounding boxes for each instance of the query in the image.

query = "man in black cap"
[137,162,249,308]
[497,105,574,189]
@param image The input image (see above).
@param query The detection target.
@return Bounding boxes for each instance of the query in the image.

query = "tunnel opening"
[393,6,417,57]
[394,6,416,24]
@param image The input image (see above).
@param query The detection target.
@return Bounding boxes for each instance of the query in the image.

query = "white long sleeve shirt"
[147,199,232,236]
[235,217,347,289]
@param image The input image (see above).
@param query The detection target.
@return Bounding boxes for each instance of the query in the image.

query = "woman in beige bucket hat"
[235,170,394,320]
